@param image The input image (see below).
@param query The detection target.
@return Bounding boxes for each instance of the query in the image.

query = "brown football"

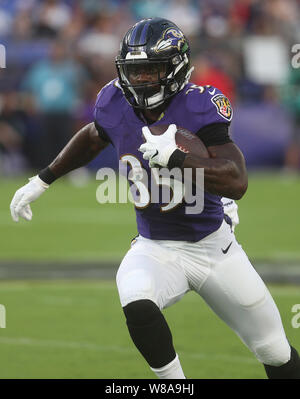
[148,124,209,158]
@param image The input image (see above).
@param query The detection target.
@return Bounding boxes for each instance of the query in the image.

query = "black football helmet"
[115,17,193,109]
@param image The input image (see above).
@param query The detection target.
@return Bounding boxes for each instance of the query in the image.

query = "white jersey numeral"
[120,155,184,212]
[121,155,150,209]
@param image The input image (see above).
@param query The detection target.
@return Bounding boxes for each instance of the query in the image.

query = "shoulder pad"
[185,84,233,124]
[93,79,124,128]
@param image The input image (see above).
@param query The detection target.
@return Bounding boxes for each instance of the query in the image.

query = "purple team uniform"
[94,80,231,242]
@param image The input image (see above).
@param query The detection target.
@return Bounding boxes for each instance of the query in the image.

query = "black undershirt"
[94,121,112,144]
[196,122,232,147]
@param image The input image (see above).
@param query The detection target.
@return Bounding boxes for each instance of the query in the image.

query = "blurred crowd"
[1,0,300,175]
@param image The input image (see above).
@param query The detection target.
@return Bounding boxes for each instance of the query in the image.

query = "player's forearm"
[45,123,107,180]
[183,155,248,200]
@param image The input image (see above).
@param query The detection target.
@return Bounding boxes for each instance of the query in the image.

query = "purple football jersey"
[94,80,233,241]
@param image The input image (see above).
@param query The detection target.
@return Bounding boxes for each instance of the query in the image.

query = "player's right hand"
[139,124,178,168]
[10,176,49,222]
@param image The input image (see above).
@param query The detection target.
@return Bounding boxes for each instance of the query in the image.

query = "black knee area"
[264,346,300,379]
[123,299,162,326]
[123,299,176,368]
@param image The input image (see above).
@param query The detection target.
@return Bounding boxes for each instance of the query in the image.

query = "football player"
[10,18,300,379]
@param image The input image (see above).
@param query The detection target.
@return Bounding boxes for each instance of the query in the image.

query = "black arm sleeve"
[196,123,233,147]
[94,121,112,144]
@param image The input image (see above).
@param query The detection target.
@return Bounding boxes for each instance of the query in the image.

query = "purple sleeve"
[186,85,233,128]
[93,79,123,130]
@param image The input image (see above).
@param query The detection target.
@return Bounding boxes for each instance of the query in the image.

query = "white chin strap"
[145,87,165,108]
[126,83,164,109]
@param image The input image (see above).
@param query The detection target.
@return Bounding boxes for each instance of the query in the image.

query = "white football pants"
[116,220,291,366]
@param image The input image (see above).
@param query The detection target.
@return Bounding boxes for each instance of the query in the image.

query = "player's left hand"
[10,176,49,222]
[139,124,178,167]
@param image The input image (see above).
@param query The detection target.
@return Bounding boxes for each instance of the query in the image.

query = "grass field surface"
[1,172,300,262]
[0,280,299,379]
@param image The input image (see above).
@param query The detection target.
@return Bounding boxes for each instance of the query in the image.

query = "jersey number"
[120,154,184,212]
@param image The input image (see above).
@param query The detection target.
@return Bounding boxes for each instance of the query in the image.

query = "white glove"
[221,197,239,230]
[139,124,178,167]
[10,176,49,222]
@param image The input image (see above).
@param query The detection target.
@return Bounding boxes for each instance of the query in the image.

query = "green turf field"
[0,280,299,379]
[1,172,300,262]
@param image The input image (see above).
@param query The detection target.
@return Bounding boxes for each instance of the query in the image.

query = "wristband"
[38,167,57,185]
[167,149,187,169]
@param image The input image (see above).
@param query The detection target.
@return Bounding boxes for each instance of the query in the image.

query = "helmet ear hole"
[172,55,182,65]
[170,82,179,92]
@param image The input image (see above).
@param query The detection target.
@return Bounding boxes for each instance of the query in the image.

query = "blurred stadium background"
[0,0,300,379]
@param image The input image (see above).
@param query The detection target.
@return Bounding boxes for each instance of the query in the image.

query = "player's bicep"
[207,143,247,177]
